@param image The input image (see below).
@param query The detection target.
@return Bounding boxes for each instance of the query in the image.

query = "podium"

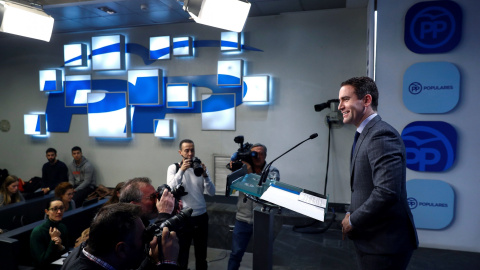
[229,173,328,270]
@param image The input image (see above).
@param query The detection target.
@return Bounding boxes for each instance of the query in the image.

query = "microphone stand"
[257,133,318,186]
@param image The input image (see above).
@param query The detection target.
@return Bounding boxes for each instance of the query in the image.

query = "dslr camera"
[189,157,204,177]
[157,183,188,213]
[143,207,193,248]
[227,135,258,171]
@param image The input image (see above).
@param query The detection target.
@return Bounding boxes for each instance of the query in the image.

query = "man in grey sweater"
[68,146,96,206]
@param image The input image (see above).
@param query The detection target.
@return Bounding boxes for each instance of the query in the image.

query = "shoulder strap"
[175,163,180,173]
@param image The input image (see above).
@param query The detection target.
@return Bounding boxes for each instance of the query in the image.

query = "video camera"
[157,184,188,213]
[227,135,258,171]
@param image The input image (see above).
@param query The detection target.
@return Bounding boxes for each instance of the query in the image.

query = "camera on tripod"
[227,135,258,171]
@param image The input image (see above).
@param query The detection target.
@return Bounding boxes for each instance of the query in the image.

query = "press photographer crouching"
[61,203,181,270]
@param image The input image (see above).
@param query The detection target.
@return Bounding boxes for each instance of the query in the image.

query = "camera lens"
[192,157,204,177]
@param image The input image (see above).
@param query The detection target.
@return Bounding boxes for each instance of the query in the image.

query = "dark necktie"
[351,131,360,161]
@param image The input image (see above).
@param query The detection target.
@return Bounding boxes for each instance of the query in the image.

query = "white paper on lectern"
[260,186,325,221]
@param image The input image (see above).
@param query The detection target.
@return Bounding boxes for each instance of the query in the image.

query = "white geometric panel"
[221,31,241,51]
[218,60,243,86]
[24,114,46,135]
[202,93,235,130]
[242,75,269,102]
[39,69,62,92]
[87,92,129,138]
[92,35,125,70]
[64,43,87,67]
[166,83,192,108]
[150,36,171,60]
[154,119,174,138]
[173,36,192,56]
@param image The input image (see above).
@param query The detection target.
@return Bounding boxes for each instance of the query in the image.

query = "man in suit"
[339,76,418,270]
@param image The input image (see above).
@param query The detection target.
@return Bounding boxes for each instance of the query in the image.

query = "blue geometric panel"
[166,83,192,108]
[202,93,235,131]
[92,35,125,70]
[24,114,46,135]
[154,119,174,138]
[87,92,129,138]
[64,43,87,67]
[218,60,243,86]
[39,69,63,92]
[173,36,192,56]
[150,36,171,60]
[407,179,455,229]
[242,75,269,102]
[221,32,241,51]
[128,69,162,105]
[401,121,457,172]
[403,62,460,113]
[65,75,91,107]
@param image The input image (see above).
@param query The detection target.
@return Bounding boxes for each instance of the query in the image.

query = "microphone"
[258,133,319,186]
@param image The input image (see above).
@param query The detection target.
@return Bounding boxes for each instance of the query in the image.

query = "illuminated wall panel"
[64,43,87,67]
[87,92,129,138]
[166,83,192,108]
[39,69,62,92]
[154,119,174,138]
[242,75,269,102]
[24,114,46,135]
[221,32,241,51]
[202,93,235,130]
[218,60,243,86]
[65,75,91,107]
[150,36,171,60]
[92,35,125,70]
[128,69,162,105]
[173,36,192,56]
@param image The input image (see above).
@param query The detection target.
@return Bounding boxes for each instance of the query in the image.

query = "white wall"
[0,8,366,204]
[376,0,480,252]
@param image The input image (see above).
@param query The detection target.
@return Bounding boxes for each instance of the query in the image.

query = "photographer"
[61,203,179,270]
[167,139,215,270]
[228,143,280,270]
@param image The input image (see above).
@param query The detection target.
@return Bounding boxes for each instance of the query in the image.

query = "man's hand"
[42,187,50,194]
[180,158,191,171]
[341,213,352,240]
[156,188,175,214]
[161,227,179,262]
[201,163,208,178]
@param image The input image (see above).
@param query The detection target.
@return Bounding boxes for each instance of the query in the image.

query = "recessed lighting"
[98,6,117,14]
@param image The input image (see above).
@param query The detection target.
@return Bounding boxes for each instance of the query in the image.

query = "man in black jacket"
[61,203,179,270]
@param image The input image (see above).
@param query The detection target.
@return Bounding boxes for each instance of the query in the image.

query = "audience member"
[167,139,215,270]
[227,143,280,270]
[61,203,179,270]
[104,181,125,206]
[54,182,76,212]
[30,197,69,268]
[41,148,69,194]
[0,175,25,207]
[68,146,96,206]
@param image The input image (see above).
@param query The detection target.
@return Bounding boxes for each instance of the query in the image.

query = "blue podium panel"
[407,179,455,229]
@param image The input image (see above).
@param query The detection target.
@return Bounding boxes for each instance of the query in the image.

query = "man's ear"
[363,94,372,107]
[115,242,128,259]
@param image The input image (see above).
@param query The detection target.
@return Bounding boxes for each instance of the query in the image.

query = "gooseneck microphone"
[258,133,319,186]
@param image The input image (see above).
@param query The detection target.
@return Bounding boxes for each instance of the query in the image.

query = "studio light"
[183,0,251,32]
[0,0,54,42]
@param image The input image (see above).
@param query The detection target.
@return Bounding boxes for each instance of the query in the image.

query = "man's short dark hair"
[46,148,57,155]
[71,146,82,153]
[251,143,267,156]
[179,139,194,150]
[119,177,152,203]
[341,76,379,111]
[86,203,142,256]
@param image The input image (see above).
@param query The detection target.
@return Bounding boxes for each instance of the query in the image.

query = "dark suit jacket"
[349,115,418,255]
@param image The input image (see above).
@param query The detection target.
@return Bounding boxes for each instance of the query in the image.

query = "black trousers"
[355,247,414,270]
[177,212,209,270]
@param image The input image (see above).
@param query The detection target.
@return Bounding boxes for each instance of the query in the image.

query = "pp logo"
[404,1,462,54]
[408,197,418,210]
[401,121,457,172]
[409,82,422,95]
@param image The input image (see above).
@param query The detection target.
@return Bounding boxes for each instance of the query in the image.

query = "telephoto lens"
[191,157,204,176]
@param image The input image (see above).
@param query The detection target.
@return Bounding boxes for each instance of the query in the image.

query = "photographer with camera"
[167,139,215,270]
[61,203,179,270]
[227,143,280,270]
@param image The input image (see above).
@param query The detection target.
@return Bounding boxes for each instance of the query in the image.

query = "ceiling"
[3,0,367,36]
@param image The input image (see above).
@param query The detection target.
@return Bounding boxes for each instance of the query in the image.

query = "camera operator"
[61,203,179,270]
[228,143,280,270]
[167,139,215,270]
